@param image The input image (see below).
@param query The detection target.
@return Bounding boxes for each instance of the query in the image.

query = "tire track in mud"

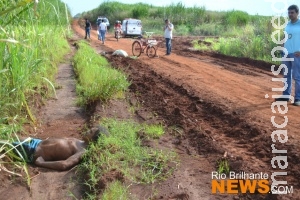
[129,42,300,188]
[170,49,300,189]
[108,56,259,161]
[106,55,299,199]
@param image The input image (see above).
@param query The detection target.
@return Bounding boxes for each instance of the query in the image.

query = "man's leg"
[100,31,104,43]
[165,38,167,54]
[85,28,87,39]
[292,56,300,105]
[101,30,105,44]
[282,59,292,96]
[165,38,170,55]
[169,39,172,54]
[88,28,91,39]
[276,58,292,101]
[98,29,101,40]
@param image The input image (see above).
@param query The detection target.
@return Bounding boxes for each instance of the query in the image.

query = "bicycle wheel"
[116,32,120,42]
[146,46,156,58]
[132,41,142,57]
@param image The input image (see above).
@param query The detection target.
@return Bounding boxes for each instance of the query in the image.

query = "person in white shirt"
[99,19,108,44]
[276,5,300,106]
[163,19,174,55]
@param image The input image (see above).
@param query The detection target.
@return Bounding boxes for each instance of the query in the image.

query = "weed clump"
[79,119,177,199]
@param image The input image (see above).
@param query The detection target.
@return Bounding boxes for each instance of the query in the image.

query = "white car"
[122,18,142,37]
[96,16,110,30]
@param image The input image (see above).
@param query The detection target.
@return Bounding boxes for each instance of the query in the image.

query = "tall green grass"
[82,1,134,26]
[79,119,177,199]
[0,0,71,189]
[0,0,71,131]
[73,41,130,105]
[193,23,281,62]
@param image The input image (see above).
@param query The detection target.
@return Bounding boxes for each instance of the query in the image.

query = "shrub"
[224,10,250,26]
[132,4,149,19]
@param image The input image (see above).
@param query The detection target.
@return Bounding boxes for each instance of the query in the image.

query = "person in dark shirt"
[85,18,92,39]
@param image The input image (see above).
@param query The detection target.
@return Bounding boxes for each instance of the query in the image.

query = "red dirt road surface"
[1,17,299,200]
[73,20,300,199]
[2,19,297,200]
[73,19,300,199]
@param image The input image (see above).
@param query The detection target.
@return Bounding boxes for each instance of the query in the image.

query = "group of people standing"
[84,18,174,55]
[84,18,107,44]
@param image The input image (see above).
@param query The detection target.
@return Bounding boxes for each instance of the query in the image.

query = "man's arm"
[168,24,173,31]
[34,151,85,171]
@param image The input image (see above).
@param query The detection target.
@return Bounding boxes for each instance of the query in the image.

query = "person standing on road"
[99,19,107,44]
[276,5,300,106]
[163,19,174,56]
[96,16,102,40]
[96,16,101,28]
[84,18,91,39]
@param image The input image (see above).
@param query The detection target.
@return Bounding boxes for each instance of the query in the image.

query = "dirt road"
[1,19,299,200]
[0,39,85,199]
[73,20,300,199]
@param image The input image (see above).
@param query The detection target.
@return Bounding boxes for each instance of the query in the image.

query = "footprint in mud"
[169,193,189,200]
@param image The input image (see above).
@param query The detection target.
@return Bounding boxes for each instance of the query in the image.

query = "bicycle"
[131,31,160,58]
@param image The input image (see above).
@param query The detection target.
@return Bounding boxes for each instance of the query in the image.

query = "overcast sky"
[60,0,299,17]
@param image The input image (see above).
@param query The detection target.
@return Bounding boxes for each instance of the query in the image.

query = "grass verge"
[1,0,72,190]
[191,25,282,64]
[73,41,130,105]
[101,181,130,200]
[79,118,177,199]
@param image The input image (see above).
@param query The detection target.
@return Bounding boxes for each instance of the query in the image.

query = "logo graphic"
[211,171,293,194]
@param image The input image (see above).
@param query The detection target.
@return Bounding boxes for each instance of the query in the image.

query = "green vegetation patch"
[73,41,130,105]
[0,0,71,132]
[216,158,230,175]
[101,181,130,200]
[142,123,164,139]
[0,0,72,190]
[79,119,177,199]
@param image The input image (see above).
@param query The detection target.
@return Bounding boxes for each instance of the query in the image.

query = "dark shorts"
[13,138,42,163]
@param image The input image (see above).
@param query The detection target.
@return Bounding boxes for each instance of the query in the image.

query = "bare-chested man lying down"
[12,125,109,171]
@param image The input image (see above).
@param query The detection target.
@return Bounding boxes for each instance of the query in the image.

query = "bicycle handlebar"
[144,31,154,38]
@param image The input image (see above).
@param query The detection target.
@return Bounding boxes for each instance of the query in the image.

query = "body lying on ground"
[12,125,109,171]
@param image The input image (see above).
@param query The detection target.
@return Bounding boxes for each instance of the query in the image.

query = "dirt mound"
[104,52,299,198]
[91,169,125,193]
